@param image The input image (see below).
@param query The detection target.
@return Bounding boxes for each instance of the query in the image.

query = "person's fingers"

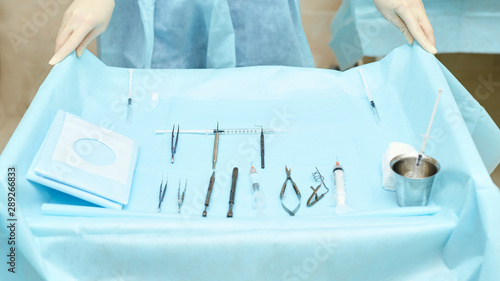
[417,13,435,47]
[381,11,414,45]
[397,9,437,54]
[55,20,68,45]
[75,28,101,57]
[54,23,74,54]
[49,26,89,65]
[57,10,71,36]
[54,8,76,52]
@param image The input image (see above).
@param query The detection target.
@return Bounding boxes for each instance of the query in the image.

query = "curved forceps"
[280,166,301,216]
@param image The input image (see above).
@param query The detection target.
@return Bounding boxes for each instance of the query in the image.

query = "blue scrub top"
[98,0,315,69]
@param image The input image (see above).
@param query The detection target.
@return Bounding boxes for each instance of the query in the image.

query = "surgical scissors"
[171,124,179,163]
[280,166,301,216]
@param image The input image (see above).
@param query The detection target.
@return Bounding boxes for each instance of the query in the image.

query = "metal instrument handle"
[205,172,215,206]
[260,130,265,168]
[212,131,219,169]
[229,168,238,203]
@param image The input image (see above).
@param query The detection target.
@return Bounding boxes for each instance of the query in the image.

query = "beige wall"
[0,0,96,150]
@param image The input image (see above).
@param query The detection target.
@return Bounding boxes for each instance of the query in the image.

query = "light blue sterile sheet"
[330,0,500,69]
[99,0,314,69]
[1,44,500,281]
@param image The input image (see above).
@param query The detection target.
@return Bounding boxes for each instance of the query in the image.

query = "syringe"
[359,69,381,124]
[155,128,287,135]
[250,164,266,210]
[127,69,133,125]
[411,89,442,178]
[333,160,348,213]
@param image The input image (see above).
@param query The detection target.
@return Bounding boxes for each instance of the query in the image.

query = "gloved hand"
[49,0,115,65]
[373,0,436,54]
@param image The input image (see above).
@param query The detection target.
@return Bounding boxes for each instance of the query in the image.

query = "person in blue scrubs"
[49,0,436,66]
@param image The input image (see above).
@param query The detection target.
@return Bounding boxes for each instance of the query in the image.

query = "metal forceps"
[307,167,330,207]
[178,180,186,213]
[171,124,179,163]
[280,166,301,216]
[157,177,168,213]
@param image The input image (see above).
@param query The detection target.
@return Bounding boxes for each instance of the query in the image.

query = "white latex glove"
[373,0,436,54]
[49,0,115,65]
